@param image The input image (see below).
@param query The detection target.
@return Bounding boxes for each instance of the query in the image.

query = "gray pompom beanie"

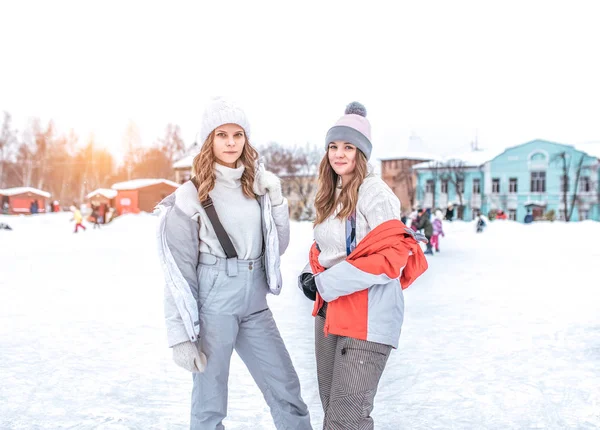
[325,101,372,160]
[199,97,251,145]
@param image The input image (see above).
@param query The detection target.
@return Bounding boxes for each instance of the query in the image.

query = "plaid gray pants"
[315,315,392,430]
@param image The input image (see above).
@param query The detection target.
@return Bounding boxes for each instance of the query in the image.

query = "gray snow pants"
[315,315,392,430]
[191,253,311,430]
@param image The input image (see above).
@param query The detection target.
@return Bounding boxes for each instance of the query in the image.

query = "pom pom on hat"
[345,101,367,117]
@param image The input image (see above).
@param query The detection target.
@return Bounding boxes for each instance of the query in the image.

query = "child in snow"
[70,205,86,233]
[432,209,445,252]
[476,212,486,233]
[156,97,310,429]
[299,101,428,429]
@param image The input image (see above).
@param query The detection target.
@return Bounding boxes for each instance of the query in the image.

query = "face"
[212,123,246,168]
[328,140,357,181]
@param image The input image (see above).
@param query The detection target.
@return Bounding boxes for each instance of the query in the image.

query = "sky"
[1,0,600,163]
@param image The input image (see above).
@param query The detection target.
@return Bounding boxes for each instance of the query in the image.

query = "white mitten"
[253,164,284,205]
[172,341,207,373]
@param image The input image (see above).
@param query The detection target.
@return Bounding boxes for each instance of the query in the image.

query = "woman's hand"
[253,164,284,206]
[172,340,207,373]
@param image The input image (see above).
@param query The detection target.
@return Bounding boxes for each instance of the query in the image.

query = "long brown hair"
[191,131,259,202]
[314,150,368,225]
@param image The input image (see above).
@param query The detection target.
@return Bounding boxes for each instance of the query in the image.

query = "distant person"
[70,205,86,233]
[417,208,434,255]
[476,212,486,233]
[90,204,101,229]
[445,203,455,221]
[2,201,9,214]
[432,209,445,252]
[524,211,533,224]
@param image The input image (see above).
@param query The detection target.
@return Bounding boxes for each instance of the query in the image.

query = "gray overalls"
[191,255,311,430]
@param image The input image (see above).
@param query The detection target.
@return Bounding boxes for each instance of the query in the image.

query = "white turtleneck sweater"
[197,163,263,260]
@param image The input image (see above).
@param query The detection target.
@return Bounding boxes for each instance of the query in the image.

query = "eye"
[328,144,337,150]
[235,132,244,137]
[216,132,226,138]
[345,145,353,150]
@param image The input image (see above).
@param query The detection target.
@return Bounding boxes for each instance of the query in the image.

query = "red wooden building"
[0,187,51,214]
[111,179,179,215]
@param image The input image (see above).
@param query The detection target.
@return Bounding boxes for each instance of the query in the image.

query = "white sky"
[1,0,599,162]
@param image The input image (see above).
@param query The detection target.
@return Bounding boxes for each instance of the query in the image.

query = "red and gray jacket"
[303,219,428,348]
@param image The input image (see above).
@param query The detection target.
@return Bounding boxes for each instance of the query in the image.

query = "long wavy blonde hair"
[191,131,259,202]
[314,150,368,225]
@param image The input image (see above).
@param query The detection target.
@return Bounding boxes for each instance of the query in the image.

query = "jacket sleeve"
[271,198,290,255]
[157,200,201,347]
[314,248,405,302]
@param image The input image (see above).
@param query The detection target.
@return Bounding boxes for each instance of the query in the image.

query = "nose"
[226,137,235,147]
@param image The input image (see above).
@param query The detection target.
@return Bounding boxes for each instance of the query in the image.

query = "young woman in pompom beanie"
[156,97,311,429]
[299,102,429,429]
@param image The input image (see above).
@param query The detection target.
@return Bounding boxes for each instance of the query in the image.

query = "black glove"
[300,272,317,301]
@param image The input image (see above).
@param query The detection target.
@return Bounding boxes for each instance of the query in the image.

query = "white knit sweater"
[314,174,401,269]
[198,163,263,260]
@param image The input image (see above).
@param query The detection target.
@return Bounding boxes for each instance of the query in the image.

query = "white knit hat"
[198,97,251,145]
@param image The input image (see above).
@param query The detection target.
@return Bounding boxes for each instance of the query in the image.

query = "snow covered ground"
[1,213,599,429]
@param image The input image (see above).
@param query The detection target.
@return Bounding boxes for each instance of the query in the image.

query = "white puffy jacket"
[155,180,290,347]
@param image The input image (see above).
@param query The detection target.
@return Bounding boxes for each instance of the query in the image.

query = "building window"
[472,178,481,194]
[530,171,546,193]
[580,176,591,192]
[441,180,448,194]
[425,180,435,193]
[580,210,589,220]
[509,178,518,193]
[492,178,500,194]
[560,175,569,192]
[457,180,465,193]
[508,209,517,221]
[530,152,547,162]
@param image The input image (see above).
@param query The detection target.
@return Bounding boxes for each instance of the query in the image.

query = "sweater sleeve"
[359,179,401,231]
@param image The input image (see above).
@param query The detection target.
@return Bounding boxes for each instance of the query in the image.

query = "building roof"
[0,187,51,198]
[378,152,438,162]
[86,188,118,200]
[413,149,500,170]
[173,154,195,169]
[486,139,600,163]
[111,179,180,191]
